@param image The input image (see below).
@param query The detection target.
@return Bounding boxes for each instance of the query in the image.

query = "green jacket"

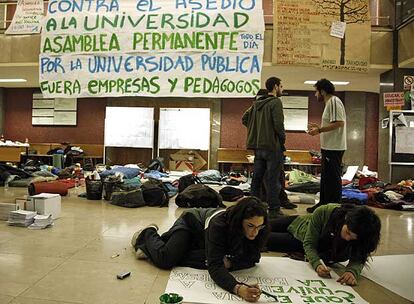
[242,95,285,152]
[287,204,364,278]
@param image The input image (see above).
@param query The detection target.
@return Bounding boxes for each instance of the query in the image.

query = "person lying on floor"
[131,197,269,302]
[267,204,381,286]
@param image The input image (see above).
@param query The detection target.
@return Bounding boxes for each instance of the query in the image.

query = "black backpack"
[141,180,169,207]
[175,184,225,208]
[145,157,165,173]
[110,189,146,208]
[219,186,244,202]
[178,174,202,193]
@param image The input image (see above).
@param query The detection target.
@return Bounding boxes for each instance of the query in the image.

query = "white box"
[27,193,61,219]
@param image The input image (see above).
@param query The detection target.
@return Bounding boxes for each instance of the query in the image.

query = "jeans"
[320,149,344,205]
[250,149,283,210]
[137,228,206,270]
[267,215,303,252]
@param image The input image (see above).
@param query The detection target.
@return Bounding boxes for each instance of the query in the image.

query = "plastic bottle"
[4,179,9,191]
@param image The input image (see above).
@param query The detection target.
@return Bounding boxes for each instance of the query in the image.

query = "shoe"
[306,202,324,213]
[268,209,284,219]
[281,201,298,209]
[131,224,159,249]
[135,248,148,260]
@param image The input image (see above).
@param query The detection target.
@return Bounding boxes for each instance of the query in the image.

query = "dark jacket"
[162,208,261,293]
[205,210,261,293]
[242,95,285,152]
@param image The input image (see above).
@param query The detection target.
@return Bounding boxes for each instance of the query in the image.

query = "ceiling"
[0,63,390,93]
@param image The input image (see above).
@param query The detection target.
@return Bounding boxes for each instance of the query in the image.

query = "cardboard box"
[169,150,207,171]
[27,193,61,219]
[15,196,28,210]
[169,160,194,171]
[0,203,20,221]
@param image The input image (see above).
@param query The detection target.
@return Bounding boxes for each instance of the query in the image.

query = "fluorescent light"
[0,78,27,83]
[380,82,394,86]
[304,80,350,85]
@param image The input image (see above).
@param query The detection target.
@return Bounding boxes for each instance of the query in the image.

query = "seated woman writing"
[131,197,269,302]
[267,204,381,286]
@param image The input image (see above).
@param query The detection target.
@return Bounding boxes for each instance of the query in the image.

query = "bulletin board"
[280,96,309,131]
[104,107,154,148]
[158,108,210,150]
[389,110,414,165]
[32,93,77,126]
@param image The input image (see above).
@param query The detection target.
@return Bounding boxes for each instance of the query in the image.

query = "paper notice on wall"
[384,92,405,107]
[5,0,44,35]
[395,127,414,154]
[330,21,346,38]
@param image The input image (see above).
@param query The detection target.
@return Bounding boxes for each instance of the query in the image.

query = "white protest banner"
[39,0,264,98]
[5,0,44,35]
[166,257,369,304]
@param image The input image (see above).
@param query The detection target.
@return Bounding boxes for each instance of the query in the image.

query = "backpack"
[175,184,225,208]
[141,180,169,207]
[219,186,244,202]
[178,174,202,193]
[110,189,146,208]
[145,157,165,173]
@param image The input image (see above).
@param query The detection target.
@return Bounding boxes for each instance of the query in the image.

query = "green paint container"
[159,293,183,304]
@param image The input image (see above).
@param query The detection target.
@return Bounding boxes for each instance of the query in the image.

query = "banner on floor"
[39,0,264,98]
[166,257,369,304]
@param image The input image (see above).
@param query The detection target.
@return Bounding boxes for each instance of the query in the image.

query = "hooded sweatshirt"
[242,95,285,151]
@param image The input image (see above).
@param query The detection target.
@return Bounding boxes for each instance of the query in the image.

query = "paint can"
[159,293,183,304]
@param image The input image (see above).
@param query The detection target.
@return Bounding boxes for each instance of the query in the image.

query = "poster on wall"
[318,0,371,72]
[273,0,371,72]
[5,0,44,35]
[39,0,264,98]
[272,0,322,67]
[403,76,414,110]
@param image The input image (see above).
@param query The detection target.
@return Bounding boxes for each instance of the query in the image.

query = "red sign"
[384,92,404,106]
[404,76,414,90]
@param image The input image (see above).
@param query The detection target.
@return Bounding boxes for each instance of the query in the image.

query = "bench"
[217,148,320,174]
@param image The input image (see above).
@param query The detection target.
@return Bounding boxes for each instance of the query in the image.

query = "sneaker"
[281,201,298,209]
[268,209,284,219]
[135,248,148,260]
[131,224,159,249]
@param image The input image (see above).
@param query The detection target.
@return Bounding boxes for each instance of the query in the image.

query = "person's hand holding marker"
[316,259,331,278]
[234,283,261,302]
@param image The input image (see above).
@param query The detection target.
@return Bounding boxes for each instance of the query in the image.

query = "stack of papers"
[7,210,37,227]
[29,214,54,230]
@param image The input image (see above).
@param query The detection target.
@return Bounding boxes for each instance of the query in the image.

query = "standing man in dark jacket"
[242,77,286,218]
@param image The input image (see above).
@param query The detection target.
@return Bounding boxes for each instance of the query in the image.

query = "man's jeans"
[250,149,283,211]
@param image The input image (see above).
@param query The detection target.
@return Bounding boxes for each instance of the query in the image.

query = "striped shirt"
[320,96,347,150]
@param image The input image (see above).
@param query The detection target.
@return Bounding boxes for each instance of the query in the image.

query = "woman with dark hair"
[131,197,269,302]
[267,204,381,286]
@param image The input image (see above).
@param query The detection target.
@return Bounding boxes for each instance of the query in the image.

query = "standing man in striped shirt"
[307,79,347,213]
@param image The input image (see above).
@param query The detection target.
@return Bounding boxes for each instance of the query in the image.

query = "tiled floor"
[0,186,413,304]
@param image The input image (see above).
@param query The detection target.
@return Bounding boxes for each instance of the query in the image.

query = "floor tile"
[0,294,13,304]
[0,254,64,297]
[21,259,159,304]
